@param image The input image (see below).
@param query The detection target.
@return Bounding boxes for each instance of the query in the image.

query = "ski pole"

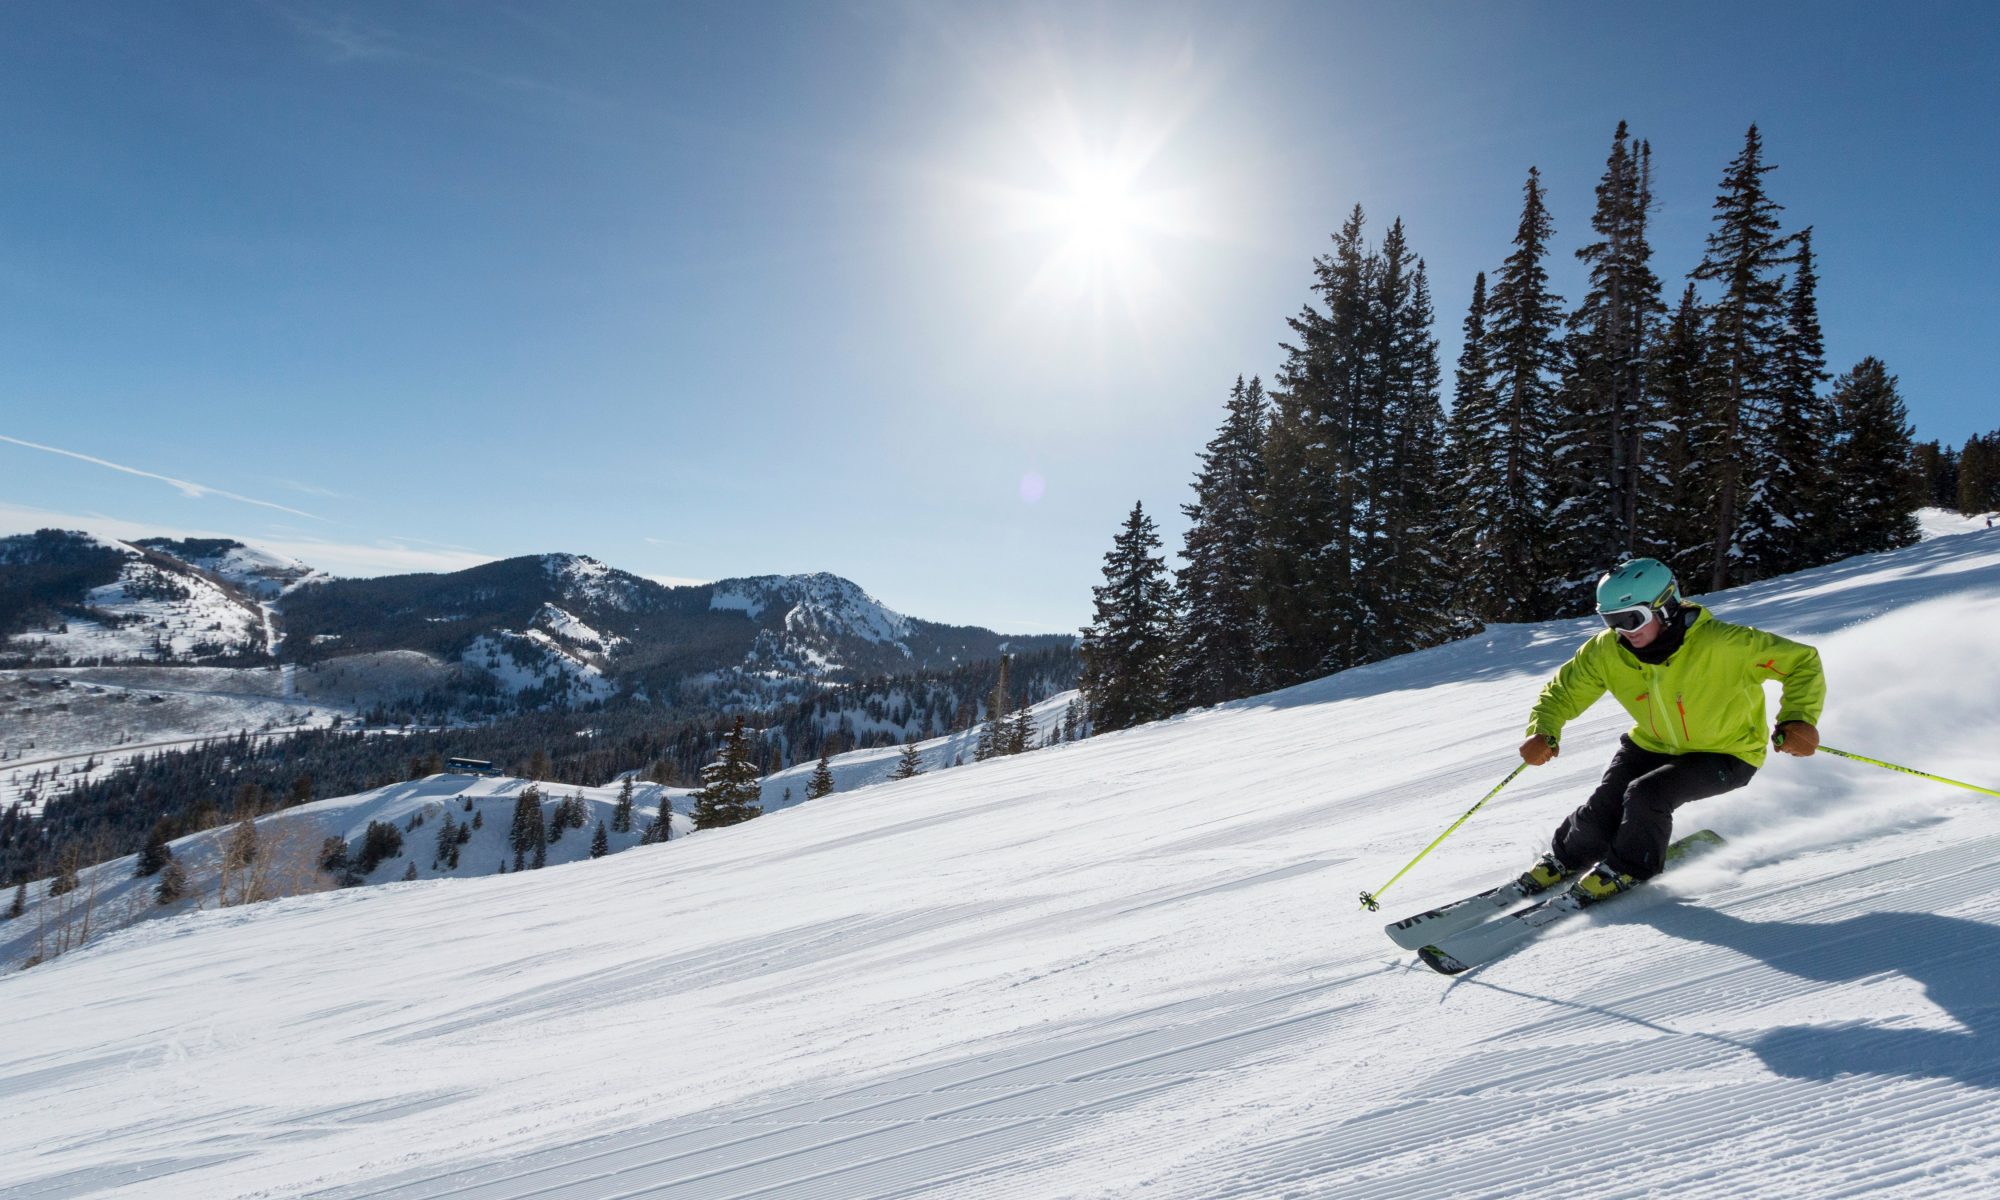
[1359,762,1528,912]
[1819,745,2000,798]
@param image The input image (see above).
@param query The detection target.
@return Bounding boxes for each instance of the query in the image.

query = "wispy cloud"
[647,573,711,589]
[279,7,405,64]
[272,477,348,500]
[0,434,327,521]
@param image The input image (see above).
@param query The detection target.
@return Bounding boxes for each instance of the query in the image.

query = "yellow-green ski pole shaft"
[1820,745,2000,798]
[1359,762,1529,912]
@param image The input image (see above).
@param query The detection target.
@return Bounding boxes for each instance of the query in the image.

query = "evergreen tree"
[1959,433,2000,514]
[1366,251,1456,653]
[1061,699,1081,742]
[153,858,187,905]
[590,820,610,859]
[1691,125,1791,589]
[1078,502,1175,733]
[134,819,173,879]
[973,656,1011,761]
[1174,376,1268,707]
[1548,124,1666,604]
[509,786,543,871]
[888,734,925,780]
[1468,167,1564,619]
[806,750,836,800]
[644,798,674,844]
[1444,270,1496,584]
[402,861,419,881]
[1764,226,1833,571]
[1291,204,1376,670]
[1253,380,1323,687]
[1826,357,1922,554]
[1911,441,1959,509]
[1005,699,1035,755]
[433,812,458,869]
[1651,283,1718,572]
[690,716,764,829]
[7,879,24,918]
[612,778,635,834]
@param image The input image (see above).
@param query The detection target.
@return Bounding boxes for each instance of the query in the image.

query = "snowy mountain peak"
[711,572,912,646]
[137,537,321,598]
[540,552,648,612]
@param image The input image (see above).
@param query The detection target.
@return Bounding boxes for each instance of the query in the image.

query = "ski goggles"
[1598,604,1658,633]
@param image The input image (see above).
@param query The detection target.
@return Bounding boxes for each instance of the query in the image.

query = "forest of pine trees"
[1081,122,1934,734]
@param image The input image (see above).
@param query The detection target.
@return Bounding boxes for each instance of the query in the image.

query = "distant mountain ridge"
[0,530,1072,711]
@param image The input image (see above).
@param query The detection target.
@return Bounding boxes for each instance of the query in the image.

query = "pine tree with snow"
[1650,284,1718,573]
[402,861,418,882]
[691,716,764,830]
[1252,380,1322,688]
[7,879,24,918]
[509,786,543,871]
[1760,225,1834,573]
[1061,699,1082,742]
[888,735,925,780]
[1079,502,1175,732]
[1005,699,1035,756]
[644,798,674,844]
[1547,124,1667,606]
[1364,245,1456,654]
[589,820,609,859]
[433,812,458,869]
[1444,270,1496,583]
[1691,124,1792,590]
[981,656,1014,760]
[1174,376,1268,708]
[806,749,836,799]
[1464,168,1564,620]
[612,778,635,834]
[1961,433,2000,514]
[1826,357,1922,555]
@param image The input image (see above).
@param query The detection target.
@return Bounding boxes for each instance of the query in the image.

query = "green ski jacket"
[1526,606,1825,768]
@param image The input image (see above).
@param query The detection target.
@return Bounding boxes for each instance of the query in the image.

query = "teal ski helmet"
[1595,558,1682,629]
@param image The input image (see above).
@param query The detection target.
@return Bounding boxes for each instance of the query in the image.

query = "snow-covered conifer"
[691,717,764,829]
[806,750,836,800]
[1079,502,1175,732]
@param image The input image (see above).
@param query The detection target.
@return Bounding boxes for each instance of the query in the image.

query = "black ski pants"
[1552,735,1756,879]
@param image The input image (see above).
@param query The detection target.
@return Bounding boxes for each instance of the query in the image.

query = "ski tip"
[1417,945,1470,976]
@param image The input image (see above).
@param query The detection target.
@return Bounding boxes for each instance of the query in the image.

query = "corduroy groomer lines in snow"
[4,527,2000,1199]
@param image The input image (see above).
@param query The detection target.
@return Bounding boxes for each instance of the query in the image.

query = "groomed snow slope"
[6,529,2000,1199]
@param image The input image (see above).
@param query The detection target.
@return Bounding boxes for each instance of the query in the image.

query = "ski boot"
[1570,864,1639,904]
[1516,853,1574,896]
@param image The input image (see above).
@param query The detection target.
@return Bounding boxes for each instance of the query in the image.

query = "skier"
[1514,558,1824,901]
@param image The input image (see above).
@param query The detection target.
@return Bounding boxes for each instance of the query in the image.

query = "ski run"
[4,517,2000,1199]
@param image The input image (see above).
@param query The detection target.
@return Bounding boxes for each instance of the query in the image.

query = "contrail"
[0,434,326,522]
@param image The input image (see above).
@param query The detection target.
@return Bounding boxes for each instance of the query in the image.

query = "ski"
[1383,874,1551,951]
[1415,829,1726,975]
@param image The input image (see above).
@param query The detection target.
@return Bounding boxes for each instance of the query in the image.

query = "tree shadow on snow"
[1655,902,2000,1089]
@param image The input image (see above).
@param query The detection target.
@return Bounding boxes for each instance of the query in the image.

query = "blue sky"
[3,2,1994,632]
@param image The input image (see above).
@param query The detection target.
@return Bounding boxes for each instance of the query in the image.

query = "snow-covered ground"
[4,523,2000,1199]
[7,552,266,663]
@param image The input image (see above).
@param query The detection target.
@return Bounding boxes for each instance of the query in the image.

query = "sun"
[1050,164,1145,261]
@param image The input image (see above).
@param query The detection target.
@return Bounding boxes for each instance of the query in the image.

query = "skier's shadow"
[1653,901,2000,1089]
